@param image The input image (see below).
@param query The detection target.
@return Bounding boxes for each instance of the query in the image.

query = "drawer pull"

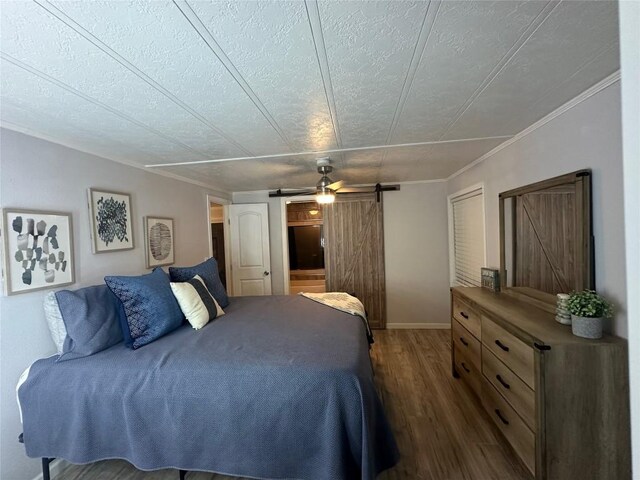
[495,409,510,425]
[495,339,510,352]
[461,362,470,373]
[460,311,469,319]
[459,336,469,347]
[496,374,511,389]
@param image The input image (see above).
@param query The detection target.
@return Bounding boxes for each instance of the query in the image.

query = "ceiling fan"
[268,158,399,204]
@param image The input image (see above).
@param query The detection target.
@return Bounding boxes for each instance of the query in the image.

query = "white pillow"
[170,275,224,330]
[43,292,67,354]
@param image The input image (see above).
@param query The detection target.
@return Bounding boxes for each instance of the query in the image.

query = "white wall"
[619,0,640,474]
[0,128,229,480]
[383,182,450,327]
[446,81,627,337]
[233,184,452,327]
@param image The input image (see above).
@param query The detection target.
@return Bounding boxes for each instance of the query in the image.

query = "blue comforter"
[19,295,399,479]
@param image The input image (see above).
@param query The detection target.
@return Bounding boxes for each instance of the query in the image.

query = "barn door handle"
[263,271,270,276]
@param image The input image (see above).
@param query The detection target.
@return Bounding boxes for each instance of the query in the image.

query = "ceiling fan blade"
[327,180,344,191]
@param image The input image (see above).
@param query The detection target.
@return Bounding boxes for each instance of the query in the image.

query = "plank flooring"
[57,330,531,480]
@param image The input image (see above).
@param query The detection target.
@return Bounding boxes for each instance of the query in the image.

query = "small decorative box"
[556,293,572,325]
[481,268,500,292]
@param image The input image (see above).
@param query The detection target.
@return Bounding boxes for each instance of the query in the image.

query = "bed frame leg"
[42,458,53,480]
[179,469,187,480]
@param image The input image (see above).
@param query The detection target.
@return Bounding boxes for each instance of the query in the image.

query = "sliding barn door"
[515,184,582,294]
[324,193,386,329]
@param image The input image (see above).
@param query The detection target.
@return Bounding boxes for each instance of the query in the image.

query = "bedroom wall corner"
[445,80,627,338]
[0,128,229,480]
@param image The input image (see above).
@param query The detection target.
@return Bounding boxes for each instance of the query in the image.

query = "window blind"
[451,190,485,287]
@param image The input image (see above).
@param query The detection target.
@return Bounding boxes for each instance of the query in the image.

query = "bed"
[18,294,399,480]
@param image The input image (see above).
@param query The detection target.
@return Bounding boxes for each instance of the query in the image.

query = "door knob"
[264,271,270,276]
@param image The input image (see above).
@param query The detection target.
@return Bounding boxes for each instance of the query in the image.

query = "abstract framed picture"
[144,216,174,268]
[88,188,134,253]
[1,208,75,295]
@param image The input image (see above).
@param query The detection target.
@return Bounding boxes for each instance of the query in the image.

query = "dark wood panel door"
[515,184,580,294]
[324,194,386,329]
[211,223,227,288]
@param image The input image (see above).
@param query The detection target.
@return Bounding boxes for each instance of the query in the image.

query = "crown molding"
[397,178,447,185]
[446,70,621,182]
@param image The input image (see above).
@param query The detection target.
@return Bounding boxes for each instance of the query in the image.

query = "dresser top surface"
[451,287,625,347]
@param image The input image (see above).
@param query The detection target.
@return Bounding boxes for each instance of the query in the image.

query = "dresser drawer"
[454,344,481,397]
[452,297,481,339]
[453,319,481,371]
[482,378,536,476]
[482,346,536,431]
[482,316,535,389]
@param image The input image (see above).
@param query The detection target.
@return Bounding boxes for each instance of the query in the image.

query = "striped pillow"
[170,275,225,330]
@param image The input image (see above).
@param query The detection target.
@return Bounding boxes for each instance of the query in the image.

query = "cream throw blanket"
[299,292,373,344]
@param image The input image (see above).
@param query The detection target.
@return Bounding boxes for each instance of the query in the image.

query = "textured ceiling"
[0,1,619,192]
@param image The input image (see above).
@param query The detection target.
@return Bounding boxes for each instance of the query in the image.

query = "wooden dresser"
[451,287,630,479]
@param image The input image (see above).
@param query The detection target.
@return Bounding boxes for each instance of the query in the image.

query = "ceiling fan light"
[316,190,335,204]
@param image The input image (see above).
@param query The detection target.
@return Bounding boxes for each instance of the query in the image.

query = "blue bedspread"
[19,295,399,479]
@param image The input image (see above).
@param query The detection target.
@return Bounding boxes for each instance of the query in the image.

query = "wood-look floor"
[57,330,531,480]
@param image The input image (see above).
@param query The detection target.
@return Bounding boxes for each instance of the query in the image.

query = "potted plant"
[566,290,613,339]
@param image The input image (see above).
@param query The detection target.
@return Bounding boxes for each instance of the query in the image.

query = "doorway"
[285,200,326,295]
[210,203,227,288]
[206,195,231,294]
[280,194,386,328]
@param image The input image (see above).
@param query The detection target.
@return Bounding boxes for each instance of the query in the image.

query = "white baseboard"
[31,459,67,480]
[386,322,451,329]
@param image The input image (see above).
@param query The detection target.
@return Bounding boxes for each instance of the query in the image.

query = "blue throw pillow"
[105,268,184,349]
[55,285,124,362]
[169,258,229,308]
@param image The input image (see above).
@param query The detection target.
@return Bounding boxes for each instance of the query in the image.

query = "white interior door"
[229,203,272,296]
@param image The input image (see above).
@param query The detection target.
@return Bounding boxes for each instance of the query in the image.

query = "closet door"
[229,203,272,296]
[324,193,386,329]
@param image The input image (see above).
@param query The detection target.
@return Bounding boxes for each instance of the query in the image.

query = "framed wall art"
[88,188,134,253]
[144,216,174,268]
[1,208,75,295]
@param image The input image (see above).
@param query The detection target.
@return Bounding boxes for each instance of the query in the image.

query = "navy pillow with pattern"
[105,268,183,349]
[169,258,229,308]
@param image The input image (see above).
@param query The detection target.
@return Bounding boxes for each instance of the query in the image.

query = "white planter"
[571,315,603,339]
